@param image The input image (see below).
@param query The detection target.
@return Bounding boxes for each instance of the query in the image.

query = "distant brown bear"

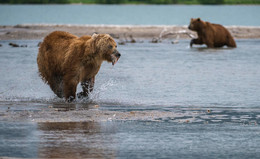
[37,31,121,102]
[188,18,236,48]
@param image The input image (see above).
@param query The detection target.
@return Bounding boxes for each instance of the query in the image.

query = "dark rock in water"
[0,44,2,47]
[171,40,179,44]
[128,35,136,43]
[110,33,119,39]
[9,43,19,47]
[151,38,161,43]
[14,24,31,29]
[118,41,126,45]
[8,43,27,47]
[129,35,136,43]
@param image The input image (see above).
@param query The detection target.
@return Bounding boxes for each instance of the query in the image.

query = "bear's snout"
[111,50,121,66]
[113,50,121,58]
[116,52,121,58]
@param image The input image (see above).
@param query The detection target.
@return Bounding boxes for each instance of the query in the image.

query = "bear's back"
[209,23,234,47]
[38,31,78,70]
[41,31,78,54]
[37,31,79,83]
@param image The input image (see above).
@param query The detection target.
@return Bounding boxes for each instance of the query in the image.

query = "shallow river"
[0,39,260,158]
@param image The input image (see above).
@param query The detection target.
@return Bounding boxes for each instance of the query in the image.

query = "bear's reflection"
[37,122,116,158]
[50,102,97,111]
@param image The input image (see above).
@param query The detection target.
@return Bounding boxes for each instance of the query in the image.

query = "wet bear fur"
[37,31,121,102]
[188,18,236,48]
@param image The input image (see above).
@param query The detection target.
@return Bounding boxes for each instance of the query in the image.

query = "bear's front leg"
[77,77,95,99]
[205,41,214,48]
[190,39,195,47]
[190,38,203,47]
[64,77,78,102]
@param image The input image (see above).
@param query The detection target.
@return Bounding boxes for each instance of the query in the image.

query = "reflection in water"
[1,121,260,158]
[0,122,116,158]
[0,122,39,158]
[37,122,116,159]
[49,102,100,111]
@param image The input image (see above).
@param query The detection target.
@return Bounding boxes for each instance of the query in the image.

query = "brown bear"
[188,18,236,48]
[37,31,121,102]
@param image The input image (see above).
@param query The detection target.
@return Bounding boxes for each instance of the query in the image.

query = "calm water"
[1,121,260,158]
[0,5,260,26]
[1,39,260,158]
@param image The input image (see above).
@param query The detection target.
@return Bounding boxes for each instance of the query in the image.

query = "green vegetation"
[1,0,260,4]
[224,0,260,4]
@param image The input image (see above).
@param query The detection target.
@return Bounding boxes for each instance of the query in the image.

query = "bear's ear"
[91,33,99,40]
[197,18,201,22]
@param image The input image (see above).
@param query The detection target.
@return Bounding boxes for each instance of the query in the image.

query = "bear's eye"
[108,45,113,49]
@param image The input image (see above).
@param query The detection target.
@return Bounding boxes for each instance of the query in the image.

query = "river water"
[1,39,260,107]
[0,5,260,26]
[0,39,260,158]
[1,4,260,158]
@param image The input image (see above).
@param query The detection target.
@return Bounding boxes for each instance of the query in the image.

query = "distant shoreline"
[1,24,260,40]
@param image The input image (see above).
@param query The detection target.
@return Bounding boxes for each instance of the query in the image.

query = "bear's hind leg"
[227,38,237,48]
[64,77,78,102]
[49,76,64,98]
[55,80,64,98]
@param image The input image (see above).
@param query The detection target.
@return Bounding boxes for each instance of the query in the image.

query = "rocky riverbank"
[1,24,260,41]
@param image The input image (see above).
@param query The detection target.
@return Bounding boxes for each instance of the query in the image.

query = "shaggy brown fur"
[188,18,236,48]
[37,31,121,102]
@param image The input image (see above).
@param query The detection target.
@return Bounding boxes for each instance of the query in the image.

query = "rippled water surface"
[1,121,260,159]
[0,39,260,158]
[1,39,260,107]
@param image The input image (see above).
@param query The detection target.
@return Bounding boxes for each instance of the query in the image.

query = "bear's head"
[188,18,205,31]
[92,33,121,65]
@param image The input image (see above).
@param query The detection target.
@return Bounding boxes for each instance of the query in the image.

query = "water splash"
[88,78,116,103]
